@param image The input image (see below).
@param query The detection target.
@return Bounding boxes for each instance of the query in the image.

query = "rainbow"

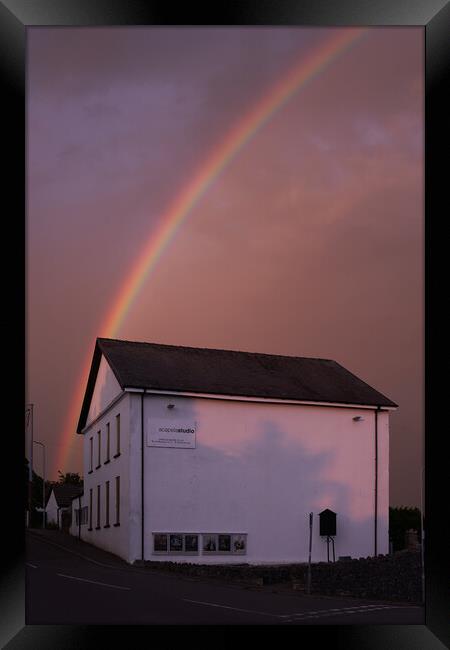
[57,27,367,474]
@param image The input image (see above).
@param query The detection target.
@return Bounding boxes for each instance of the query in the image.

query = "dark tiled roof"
[53,484,83,508]
[77,338,397,433]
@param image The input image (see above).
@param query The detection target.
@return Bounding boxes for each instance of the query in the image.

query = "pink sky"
[27,27,423,506]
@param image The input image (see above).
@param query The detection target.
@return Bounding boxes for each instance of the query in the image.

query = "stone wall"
[293,550,422,602]
[135,549,422,603]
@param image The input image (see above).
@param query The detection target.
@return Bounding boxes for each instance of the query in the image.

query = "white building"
[72,337,397,565]
[46,484,83,529]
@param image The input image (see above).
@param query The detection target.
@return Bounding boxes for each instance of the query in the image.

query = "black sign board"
[319,509,337,536]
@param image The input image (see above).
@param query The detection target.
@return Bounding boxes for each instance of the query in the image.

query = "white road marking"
[288,604,393,617]
[283,604,420,623]
[183,599,420,623]
[57,573,131,591]
[183,599,281,618]
[29,532,118,570]
[26,562,37,569]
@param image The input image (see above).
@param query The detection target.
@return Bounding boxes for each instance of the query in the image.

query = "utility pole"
[307,512,313,595]
[421,465,425,604]
[34,440,46,529]
[25,404,34,526]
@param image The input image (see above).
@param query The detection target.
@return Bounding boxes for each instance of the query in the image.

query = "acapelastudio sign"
[147,418,196,448]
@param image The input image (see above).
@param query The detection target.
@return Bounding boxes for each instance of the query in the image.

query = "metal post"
[28,405,34,481]
[78,495,82,540]
[420,465,425,604]
[374,407,380,557]
[307,512,313,595]
[34,441,46,529]
[42,444,45,528]
[26,404,34,525]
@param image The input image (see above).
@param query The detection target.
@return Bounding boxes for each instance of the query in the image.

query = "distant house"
[46,484,83,530]
[74,337,397,565]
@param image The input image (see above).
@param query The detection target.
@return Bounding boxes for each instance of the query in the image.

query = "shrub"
[389,507,422,552]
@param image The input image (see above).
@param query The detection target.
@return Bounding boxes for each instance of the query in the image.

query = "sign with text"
[147,418,196,448]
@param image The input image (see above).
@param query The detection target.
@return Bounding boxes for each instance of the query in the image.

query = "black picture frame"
[3,0,448,646]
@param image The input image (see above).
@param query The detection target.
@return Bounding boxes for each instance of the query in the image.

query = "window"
[96,430,101,468]
[153,533,199,554]
[88,489,93,530]
[105,481,110,527]
[203,533,247,555]
[114,476,120,526]
[169,534,183,552]
[203,533,217,552]
[218,534,231,552]
[105,423,110,462]
[154,534,168,552]
[75,507,88,526]
[152,533,246,555]
[232,534,247,553]
[89,437,93,473]
[185,534,199,552]
[96,485,101,529]
[114,414,121,457]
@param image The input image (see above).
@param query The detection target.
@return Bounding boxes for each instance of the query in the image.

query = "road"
[26,532,424,625]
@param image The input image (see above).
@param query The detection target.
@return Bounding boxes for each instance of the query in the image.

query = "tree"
[57,471,83,486]
[389,506,423,552]
[25,457,52,527]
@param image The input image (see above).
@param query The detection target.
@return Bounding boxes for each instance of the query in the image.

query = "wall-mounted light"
[167,404,175,409]
[353,416,364,422]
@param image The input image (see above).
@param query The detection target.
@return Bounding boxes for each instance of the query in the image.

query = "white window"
[114,476,120,526]
[89,489,93,530]
[97,430,101,468]
[96,485,101,529]
[105,480,110,527]
[106,422,110,462]
[203,533,247,555]
[153,533,199,554]
[75,507,88,526]
[89,437,93,473]
[115,414,121,457]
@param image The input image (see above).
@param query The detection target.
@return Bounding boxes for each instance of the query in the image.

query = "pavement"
[24,529,425,626]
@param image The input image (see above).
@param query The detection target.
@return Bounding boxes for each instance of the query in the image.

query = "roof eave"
[124,386,398,409]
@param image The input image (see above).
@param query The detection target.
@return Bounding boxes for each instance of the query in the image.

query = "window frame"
[89,437,93,473]
[75,507,88,526]
[96,430,101,469]
[113,475,120,526]
[96,484,101,529]
[105,422,110,463]
[202,533,247,555]
[113,414,121,458]
[88,489,93,530]
[104,480,110,528]
[152,532,199,555]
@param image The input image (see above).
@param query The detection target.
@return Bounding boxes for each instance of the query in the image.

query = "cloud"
[27,27,423,507]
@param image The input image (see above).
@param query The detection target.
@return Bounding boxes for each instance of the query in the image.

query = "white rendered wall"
[128,392,145,564]
[80,391,130,561]
[69,493,85,537]
[86,354,122,427]
[133,394,390,565]
[45,491,58,526]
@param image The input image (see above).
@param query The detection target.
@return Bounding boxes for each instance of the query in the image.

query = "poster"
[147,418,196,448]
